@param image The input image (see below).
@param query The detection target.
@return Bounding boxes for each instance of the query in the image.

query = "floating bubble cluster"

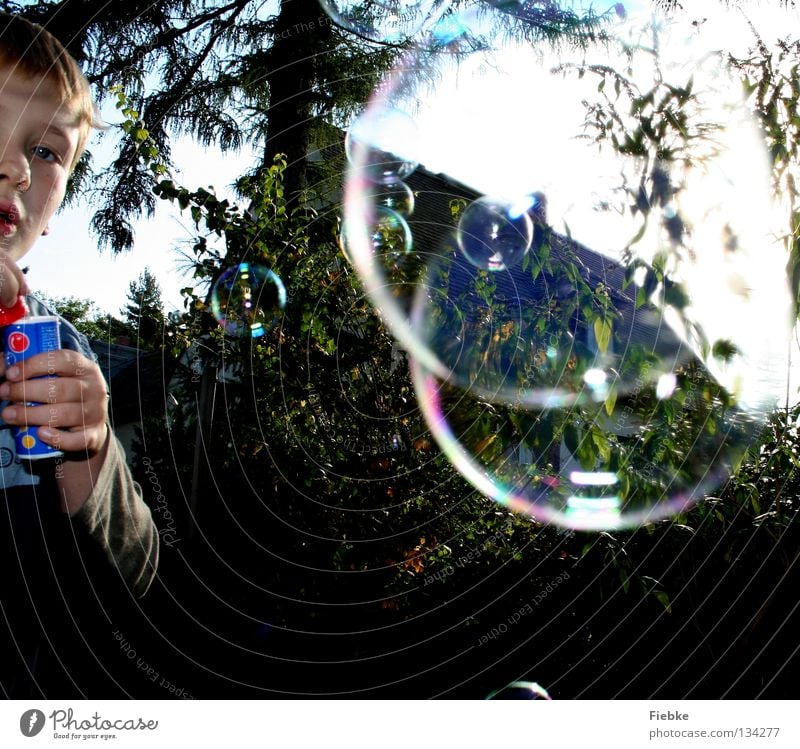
[210,262,286,338]
[340,2,792,529]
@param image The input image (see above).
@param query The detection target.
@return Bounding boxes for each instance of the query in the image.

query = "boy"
[0,13,159,696]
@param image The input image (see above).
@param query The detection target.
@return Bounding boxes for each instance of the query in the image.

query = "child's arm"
[65,430,160,598]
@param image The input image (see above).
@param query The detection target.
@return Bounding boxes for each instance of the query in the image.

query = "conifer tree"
[122,267,165,350]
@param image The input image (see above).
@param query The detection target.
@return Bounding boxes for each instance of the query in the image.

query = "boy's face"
[0,64,80,263]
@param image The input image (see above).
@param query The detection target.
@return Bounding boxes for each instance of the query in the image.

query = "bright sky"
[31,136,257,316]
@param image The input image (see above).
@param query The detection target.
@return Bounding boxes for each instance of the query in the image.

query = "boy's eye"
[31,145,58,163]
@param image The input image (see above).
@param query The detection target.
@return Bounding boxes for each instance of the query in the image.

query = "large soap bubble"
[341,2,793,528]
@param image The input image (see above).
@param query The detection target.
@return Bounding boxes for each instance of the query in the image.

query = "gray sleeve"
[68,435,160,598]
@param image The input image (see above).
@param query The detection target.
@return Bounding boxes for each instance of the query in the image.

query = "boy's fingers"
[37,424,108,454]
[0,377,86,406]
[5,350,93,380]
[3,401,106,429]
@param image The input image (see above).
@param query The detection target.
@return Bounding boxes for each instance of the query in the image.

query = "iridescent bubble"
[369,205,412,256]
[341,205,416,284]
[486,681,552,700]
[318,0,449,44]
[342,3,793,529]
[457,196,533,271]
[210,263,286,338]
[345,108,419,185]
[368,180,415,216]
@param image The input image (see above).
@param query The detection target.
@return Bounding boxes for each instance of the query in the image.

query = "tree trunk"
[264,0,333,197]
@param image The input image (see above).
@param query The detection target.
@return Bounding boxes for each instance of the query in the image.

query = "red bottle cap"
[0,297,28,327]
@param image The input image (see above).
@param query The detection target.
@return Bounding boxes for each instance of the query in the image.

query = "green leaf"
[577,439,597,471]
[591,429,611,463]
[594,317,612,354]
[663,282,690,310]
[653,590,672,614]
[604,387,618,417]
[627,221,647,246]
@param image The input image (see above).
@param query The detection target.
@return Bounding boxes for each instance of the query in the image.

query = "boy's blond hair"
[0,12,100,170]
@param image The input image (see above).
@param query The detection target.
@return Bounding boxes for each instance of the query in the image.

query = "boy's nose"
[0,150,31,192]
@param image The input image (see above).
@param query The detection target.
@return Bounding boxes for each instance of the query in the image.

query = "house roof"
[90,340,175,426]
[403,166,686,363]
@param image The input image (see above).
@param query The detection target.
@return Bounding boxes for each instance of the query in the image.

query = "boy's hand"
[0,350,109,454]
[0,253,29,308]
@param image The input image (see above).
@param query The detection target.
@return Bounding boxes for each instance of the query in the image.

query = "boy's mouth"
[0,202,19,236]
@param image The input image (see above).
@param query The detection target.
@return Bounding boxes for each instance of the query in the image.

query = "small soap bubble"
[342,205,415,283]
[370,205,413,256]
[345,108,419,185]
[457,196,533,271]
[486,681,552,700]
[368,180,415,216]
[210,263,286,338]
[319,0,448,44]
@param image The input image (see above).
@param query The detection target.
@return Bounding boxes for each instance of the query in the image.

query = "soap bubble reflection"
[210,263,286,338]
[340,3,791,529]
